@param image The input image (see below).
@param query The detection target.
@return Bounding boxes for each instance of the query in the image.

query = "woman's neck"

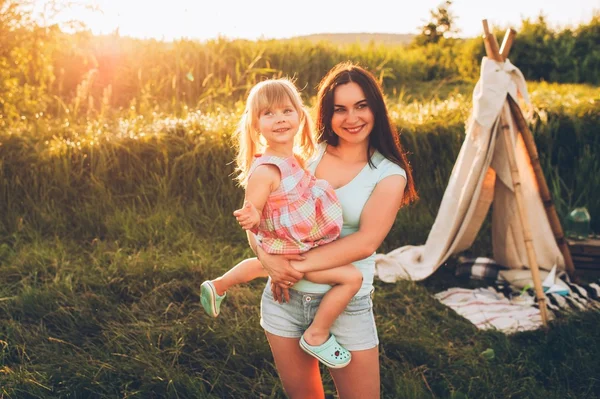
[327,141,370,163]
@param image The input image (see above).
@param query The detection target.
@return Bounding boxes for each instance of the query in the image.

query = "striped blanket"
[434,279,600,333]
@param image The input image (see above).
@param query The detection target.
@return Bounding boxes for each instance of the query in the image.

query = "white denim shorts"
[260,284,379,351]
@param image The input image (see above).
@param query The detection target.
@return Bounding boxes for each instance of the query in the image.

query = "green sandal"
[299,334,351,368]
[200,281,226,317]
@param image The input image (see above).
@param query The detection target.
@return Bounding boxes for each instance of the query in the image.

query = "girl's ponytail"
[234,110,259,187]
[296,107,316,167]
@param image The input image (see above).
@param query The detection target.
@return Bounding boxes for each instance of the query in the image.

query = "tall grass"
[2,82,599,241]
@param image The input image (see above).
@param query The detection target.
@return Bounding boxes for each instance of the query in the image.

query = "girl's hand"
[233,200,260,230]
[257,246,304,285]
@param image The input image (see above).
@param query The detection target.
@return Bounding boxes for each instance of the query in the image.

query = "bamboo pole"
[481,20,549,327]
[483,37,494,61]
[507,96,576,276]
[482,20,503,62]
[499,28,516,60]
[499,111,549,326]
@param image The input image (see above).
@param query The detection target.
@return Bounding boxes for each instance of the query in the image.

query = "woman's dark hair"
[316,62,418,205]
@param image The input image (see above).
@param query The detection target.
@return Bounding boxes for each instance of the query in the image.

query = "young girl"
[200,78,363,369]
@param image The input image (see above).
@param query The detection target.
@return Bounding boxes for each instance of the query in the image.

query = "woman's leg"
[330,347,380,399]
[211,257,267,295]
[265,332,325,399]
[302,265,362,345]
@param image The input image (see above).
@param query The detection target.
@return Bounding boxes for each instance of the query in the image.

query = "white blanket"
[435,287,546,333]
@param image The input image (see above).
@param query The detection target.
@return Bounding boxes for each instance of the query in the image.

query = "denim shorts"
[260,285,379,351]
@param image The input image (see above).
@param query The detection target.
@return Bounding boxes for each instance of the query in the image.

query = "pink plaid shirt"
[249,154,342,254]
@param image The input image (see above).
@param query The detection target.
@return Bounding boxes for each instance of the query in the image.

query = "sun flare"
[34,0,599,42]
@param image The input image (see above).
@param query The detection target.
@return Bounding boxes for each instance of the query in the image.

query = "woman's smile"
[343,125,366,134]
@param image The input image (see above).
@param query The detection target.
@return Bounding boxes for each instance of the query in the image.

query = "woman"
[249,62,417,398]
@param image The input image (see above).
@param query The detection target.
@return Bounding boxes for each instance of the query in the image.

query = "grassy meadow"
[1,17,600,397]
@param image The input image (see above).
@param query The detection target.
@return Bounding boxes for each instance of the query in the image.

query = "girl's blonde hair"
[234,78,315,187]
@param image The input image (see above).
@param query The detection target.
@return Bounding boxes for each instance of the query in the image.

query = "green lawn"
[0,227,599,398]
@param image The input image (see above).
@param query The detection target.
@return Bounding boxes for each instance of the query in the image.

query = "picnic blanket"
[435,279,600,333]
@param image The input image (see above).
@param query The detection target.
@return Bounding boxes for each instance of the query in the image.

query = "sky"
[37,0,600,41]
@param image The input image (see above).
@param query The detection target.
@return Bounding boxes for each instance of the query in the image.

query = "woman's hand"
[257,246,304,285]
[270,281,290,303]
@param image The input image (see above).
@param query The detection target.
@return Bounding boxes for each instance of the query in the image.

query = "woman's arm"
[252,233,304,303]
[290,175,407,273]
[255,241,304,282]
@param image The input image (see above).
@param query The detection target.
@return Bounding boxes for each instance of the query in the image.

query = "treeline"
[0,3,599,124]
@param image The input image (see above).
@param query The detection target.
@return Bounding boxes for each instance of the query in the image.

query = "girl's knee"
[348,265,363,289]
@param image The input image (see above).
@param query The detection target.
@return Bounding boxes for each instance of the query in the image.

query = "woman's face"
[331,82,374,146]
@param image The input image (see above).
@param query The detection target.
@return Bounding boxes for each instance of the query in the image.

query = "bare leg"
[302,264,362,346]
[265,332,325,399]
[211,257,267,296]
[330,347,380,399]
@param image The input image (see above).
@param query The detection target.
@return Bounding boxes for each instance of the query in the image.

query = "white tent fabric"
[375,57,565,283]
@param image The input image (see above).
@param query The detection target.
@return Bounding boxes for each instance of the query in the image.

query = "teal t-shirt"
[292,142,407,297]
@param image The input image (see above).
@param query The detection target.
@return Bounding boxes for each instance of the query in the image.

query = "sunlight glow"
[34,0,600,41]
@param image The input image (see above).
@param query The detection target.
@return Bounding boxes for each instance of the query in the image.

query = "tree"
[414,0,458,46]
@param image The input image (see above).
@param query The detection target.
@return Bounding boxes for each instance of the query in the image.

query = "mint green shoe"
[200,281,226,317]
[299,334,351,368]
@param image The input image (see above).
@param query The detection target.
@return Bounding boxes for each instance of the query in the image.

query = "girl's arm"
[235,165,305,286]
[261,175,407,280]
[233,164,279,230]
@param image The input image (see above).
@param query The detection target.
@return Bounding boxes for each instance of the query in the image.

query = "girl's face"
[257,99,300,149]
[331,82,374,146]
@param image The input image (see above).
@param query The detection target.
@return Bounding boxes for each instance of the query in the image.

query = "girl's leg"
[329,347,380,399]
[201,257,267,317]
[265,332,325,399]
[211,257,267,295]
[302,264,362,346]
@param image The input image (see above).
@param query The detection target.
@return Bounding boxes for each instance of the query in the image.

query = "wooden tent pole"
[499,110,549,327]
[507,97,576,276]
[481,21,494,61]
[482,21,503,62]
[499,28,516,60]
[481,20,549,327]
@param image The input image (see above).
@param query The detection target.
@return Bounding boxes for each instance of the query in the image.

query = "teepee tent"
[375,21,576,326]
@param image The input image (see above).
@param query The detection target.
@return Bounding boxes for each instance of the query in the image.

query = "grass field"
[1,79,599,398]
